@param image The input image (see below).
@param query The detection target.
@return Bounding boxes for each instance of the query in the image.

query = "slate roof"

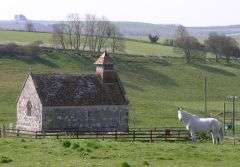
[31,74,128,106]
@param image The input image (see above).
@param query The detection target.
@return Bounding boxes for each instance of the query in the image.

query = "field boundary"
[0,127,190,142]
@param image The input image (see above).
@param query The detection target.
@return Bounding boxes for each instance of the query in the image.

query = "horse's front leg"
[211,132,217,144]
[190,131,197,143]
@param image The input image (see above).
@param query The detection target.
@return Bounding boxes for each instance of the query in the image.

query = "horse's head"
[177,107,183,121]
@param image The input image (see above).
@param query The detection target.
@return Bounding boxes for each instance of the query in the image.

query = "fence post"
[115,130,118,141]
[223,103,226,135]
[35,131,38,139]
[133,130,136,142]
[178,130,180,139]
[3,125,5,138]
[17,129,20,137]
[150,130,153,143]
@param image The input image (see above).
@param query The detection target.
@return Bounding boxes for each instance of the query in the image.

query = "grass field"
[0,138,240,167]
[1,30,240,166]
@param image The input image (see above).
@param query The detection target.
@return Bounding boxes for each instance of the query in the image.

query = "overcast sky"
[0,0,239,26]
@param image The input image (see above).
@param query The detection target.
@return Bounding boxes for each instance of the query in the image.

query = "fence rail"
[0,127,190,142]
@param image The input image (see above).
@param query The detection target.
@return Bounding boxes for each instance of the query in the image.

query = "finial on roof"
[28,65,32,74]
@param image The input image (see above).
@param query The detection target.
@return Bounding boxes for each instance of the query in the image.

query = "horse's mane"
[180,110,199,123]
[181,110,199,118]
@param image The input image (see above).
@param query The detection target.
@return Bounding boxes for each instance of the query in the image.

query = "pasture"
[0,139,240,167]
[1,51,240,127]
[1,30,240,166]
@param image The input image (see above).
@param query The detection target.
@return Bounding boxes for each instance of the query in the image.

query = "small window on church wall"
[26,101,32,116]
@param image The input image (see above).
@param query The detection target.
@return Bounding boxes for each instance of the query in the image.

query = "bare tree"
[175,25,205,63]
[71,14,84,51]
[52,23,67,49]
[84,14,98,54]
[25,21,35,32]
[107,23,125,53]
[51,13,125,55]
[96,17,111,53]
[175,25,189,38]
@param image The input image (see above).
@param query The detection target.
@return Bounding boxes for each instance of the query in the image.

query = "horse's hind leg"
[211,132,215,144]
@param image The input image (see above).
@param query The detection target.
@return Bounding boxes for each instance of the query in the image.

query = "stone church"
[16,52,129,133]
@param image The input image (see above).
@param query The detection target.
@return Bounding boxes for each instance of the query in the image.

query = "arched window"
[26,101,32,116]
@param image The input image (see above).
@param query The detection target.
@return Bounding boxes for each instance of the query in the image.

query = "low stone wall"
[42,105,129,132]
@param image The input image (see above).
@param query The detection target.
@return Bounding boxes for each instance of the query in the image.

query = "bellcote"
[94,51,117,83]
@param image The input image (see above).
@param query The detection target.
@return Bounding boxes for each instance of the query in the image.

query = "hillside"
[1,30,240,167]
[1,20,240,38]
[0,30,178,57]
[1,43,240,127]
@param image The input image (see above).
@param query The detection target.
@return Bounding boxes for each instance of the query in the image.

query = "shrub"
[86,141,101,149]
[78,147,85,152]
[0,42,40,59]
[148,34,159,43]
[62,140,71,148]
[143,161,149,165]
[20,139,26,142]
[121,162,131,167]
[86,148,92,153]
[72,143,79,150]
[0,156,12,163]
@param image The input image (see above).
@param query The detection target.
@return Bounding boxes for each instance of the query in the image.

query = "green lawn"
[0,138,239,167]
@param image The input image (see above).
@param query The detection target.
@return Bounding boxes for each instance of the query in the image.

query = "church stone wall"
[16,76,42,132]
[42,105,129,132]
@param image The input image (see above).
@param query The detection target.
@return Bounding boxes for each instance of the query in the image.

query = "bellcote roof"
[94,51,113,65]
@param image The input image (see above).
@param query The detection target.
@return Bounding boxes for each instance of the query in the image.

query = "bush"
[72,143,80,150]
[121,162,131,167]
[148,34,159,43]
[86,148,92,153]
[0,42,40,59]
[0,156,12,163]
[143,161,149,165]
[62,140,71,148]
[86,141,101,149]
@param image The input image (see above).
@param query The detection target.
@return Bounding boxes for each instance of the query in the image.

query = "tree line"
[52,14,124,57]
[175,25,240,63]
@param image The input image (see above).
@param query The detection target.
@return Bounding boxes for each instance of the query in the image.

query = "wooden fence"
[0,127,190,142]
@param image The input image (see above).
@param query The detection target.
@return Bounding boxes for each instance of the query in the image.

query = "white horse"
[177,107,223,144]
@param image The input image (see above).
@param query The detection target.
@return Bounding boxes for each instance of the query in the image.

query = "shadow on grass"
[115,55,177,89]
[191,63,236,77]
[0,54,60,68]
[223,61,240,70]
[122,81,145,91]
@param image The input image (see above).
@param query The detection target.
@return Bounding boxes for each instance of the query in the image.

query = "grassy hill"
[1,31,240,167]
[1,46,240,127]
